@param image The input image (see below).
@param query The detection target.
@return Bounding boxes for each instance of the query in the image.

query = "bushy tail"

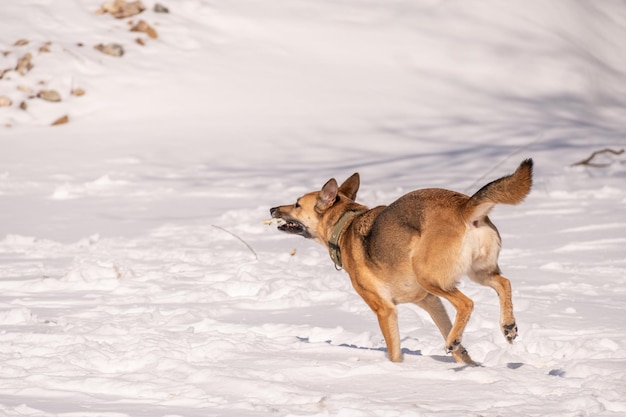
[463,159,533,222]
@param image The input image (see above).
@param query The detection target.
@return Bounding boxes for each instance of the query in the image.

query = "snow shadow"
[294,336,480,367]
[296,336,421,358]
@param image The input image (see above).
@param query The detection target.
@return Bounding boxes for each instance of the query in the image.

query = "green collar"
[328,211,360,270]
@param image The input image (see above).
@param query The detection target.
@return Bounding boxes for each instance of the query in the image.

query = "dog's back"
[354,159,533,290]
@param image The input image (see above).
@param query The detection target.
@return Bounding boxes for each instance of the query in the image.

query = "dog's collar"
[328,210,360,270]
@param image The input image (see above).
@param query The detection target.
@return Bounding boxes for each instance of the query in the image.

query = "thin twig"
[212,224,259,261]
[571,148,624,167]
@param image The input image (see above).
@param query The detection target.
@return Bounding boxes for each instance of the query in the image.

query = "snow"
[1,0,625,416]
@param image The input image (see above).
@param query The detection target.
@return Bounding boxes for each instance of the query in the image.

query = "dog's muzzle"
[270,207,311,238]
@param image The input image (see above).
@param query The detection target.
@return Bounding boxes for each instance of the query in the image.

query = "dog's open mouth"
[265,217,309,237]
[277,219,306,235]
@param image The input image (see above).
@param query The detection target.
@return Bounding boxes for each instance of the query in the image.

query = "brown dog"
[270,159,533,365]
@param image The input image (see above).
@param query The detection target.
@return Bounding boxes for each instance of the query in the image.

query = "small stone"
[14,39,29,46]
[39,42,52,53]
[130,20,157,39]
[19,101,28,110]
[0,96,12,107]
[17,85,33,93]
[97,0,145,19]
[15,53,33,75]
[71,87,86,97]
[154,3,169,13]
[38,89,62,102]
[94,43,125,57]
[51,115,69,126]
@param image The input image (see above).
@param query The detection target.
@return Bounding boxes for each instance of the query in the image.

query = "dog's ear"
[339,173,360,201]
[316,178,339,212]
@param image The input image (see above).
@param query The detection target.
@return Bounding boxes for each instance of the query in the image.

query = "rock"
[19,101,28,110]
[0,96,12,107]
[14,39,29,46]
[39,42,52,53]
[51,115,69,126]
[97,0,145,19]
[154,3,169,13]
[38,89,62,102]
[15,53,33,75]
[71,87,86,97]
[130,20,157,39]
[94,43,124,57]
[17,85,33,93]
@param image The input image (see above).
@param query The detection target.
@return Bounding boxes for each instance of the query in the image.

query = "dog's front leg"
[349,272,403,362]
[373,302,402,362]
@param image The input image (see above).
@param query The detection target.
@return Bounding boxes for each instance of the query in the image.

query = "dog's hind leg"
[470,269,517,343]
[415,278,474,355]
[415,294,476,365]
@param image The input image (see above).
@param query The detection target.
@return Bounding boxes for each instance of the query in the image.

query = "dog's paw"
[446,338,462,353]
[452,347,479,366]
[502,322,518,343]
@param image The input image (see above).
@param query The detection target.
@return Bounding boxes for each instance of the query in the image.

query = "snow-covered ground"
[1,1,625,416]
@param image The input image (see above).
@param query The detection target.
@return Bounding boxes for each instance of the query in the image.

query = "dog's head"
[270,173,361,243]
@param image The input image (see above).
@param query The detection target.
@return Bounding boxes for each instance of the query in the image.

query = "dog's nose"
[270,207,278,217]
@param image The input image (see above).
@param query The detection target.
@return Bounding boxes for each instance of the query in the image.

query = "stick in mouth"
[263,218,285,226]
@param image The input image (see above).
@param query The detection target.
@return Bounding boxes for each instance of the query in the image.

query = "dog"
[270,159,533,365]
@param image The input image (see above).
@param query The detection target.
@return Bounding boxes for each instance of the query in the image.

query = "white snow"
[1,0,626,416]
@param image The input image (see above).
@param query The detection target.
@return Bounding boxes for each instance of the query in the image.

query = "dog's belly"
[364,229,494,304]
[386,275,429,305]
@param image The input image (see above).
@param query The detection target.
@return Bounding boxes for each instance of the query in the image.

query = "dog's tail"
[463,159,533,222]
